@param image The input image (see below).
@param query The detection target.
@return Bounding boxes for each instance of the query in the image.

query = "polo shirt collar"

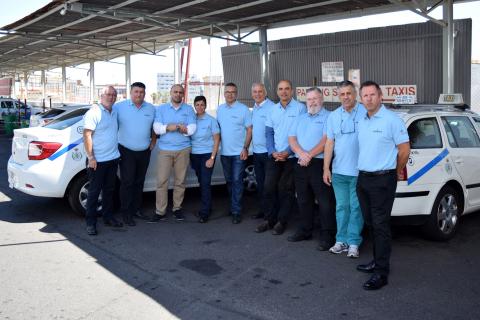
[99,103,112,114]
[365,104,386,120]
[226,101,237,108]
[129,99,145,109]
[254,98,269,109]
[308,107,325,117]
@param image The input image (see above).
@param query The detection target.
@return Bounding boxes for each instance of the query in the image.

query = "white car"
[29,104,88,127]
[7,106,257,215]
[391,103,480,240]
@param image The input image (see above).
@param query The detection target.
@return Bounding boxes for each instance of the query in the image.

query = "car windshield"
[40,108,65,118]
[45,108,89,130]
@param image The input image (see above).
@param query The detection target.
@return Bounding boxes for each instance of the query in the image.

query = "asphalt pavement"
[1,134,479,320]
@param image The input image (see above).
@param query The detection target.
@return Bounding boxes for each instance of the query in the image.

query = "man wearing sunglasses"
[323,81,367,258]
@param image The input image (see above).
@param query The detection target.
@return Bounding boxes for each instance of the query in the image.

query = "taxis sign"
[438,93,464,105]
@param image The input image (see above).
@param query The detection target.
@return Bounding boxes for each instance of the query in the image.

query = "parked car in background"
[29,104,88,127]
[0,98,33,119]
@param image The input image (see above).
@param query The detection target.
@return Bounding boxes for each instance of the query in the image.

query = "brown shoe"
[255,221,272,233]
[272,222,286,235]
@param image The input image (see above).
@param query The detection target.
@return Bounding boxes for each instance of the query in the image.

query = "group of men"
[83,79,410,290]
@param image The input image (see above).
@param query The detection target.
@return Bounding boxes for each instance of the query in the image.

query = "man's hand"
[166,124,178,132]
[178,124,188,134]
[323,168,332,186]
[273,151,289,162]
[88,157,97,170]
[149,141,156,151]
[240,148,248,160]
[205,158,215,168]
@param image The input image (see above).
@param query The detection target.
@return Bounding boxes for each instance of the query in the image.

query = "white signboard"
[321,62,344,82]
[348,69,360,88]
[394,95,416,104]
[296,84,417,104]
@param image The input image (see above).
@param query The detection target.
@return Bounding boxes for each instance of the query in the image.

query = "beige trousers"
[155,147,191,214]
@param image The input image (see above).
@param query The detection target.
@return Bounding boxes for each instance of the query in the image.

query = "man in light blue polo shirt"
[216,82,252,224]
[255,79,306,235]
[150,84,196,223]
[114,82,156,226]
[83,86,122,235]
[250,82,275,219]
[287,87,336,250]
[323,80,367,258]
[355,80,410,291]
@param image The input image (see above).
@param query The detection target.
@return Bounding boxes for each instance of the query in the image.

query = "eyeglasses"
[340,107,358,134]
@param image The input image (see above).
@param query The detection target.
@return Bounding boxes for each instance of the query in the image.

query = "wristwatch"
[210,155,215,160]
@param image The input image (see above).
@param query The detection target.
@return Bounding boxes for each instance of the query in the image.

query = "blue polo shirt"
[216,101,252,156]
[357,105,409,172]
[326,103,367,176]
[266,99,306,153]
[155,102,196,151]
[83,104,120,162]
[113,99,155,151]
[191,113,220,154]
[252,98,275,154]
[289,107,330,159]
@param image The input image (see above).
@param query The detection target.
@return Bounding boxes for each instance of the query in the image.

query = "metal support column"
[174,42,182,84]
[41,70,46,102]
[13,73,18,98]
[125,53,131,99]
[61,65,67,102]
[442,0,454,94]
[23,72,28,100]
[259,27,271,95]
[89,61,95,103]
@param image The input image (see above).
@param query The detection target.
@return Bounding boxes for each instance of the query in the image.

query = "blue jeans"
[220,155,245,215]
[253,152,268,211]
[190,153,214,217]
[332,173,363,246]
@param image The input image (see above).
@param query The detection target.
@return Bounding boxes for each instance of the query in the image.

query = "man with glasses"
[323,81,366,258]
[216,82,252,224]
[114,82,156,226]
[287,87,335,250]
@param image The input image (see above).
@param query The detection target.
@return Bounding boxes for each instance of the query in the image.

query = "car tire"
[67,173,102,216]
[243,163,257,193]
[422,185,460,241]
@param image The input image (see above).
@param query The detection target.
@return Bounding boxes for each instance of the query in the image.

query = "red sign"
[0,78,12,96]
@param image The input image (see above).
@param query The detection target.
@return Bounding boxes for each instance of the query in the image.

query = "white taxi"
[391,101,480,240]
[7,106,256,215]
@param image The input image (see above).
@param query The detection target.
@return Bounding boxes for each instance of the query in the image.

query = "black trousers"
[294,158,336,242]
[263,157,295,225]
[86,158,119,227]
[119,145,151,220]
[356,171,397,276]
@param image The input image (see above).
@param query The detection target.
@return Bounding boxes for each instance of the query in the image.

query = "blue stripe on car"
[48,138,84,161]
[407,148,449,185]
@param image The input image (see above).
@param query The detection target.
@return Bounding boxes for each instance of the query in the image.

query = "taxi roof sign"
[438,94,464,105]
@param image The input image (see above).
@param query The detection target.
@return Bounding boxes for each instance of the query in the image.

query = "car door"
[441,115,480,207]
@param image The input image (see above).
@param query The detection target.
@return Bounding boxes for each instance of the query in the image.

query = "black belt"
[359,169,396,176]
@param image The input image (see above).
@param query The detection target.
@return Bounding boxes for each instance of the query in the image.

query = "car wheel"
[67,173,102,216]
[243,163,257,193]
[422,186,460,241]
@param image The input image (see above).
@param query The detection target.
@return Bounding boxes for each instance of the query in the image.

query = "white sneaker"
[329,242,349,254]
[347,245,359,258]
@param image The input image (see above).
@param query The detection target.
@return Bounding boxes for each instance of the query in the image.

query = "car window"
[408,117,443,149]
[45,108,88,130]
[41,108,65,118]
[473,117,480,131]
[441,116,480,148]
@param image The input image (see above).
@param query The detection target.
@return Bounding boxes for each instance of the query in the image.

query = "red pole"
[184,38,192,103]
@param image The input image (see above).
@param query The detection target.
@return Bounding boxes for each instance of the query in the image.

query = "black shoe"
[232,215,242,224]
[124,218,136,227]
[199,216,209,223]
[316,241,334,251]
[251,211,264,219]
[363,274,388,290]
[148,213,167,223]
[272,222,286,235]
[255,221,272,233]
[104,218,123,228]
[356,260,376,273]
[134,211,148,220]
[287,232,312,242]
[173,210,185,221]
[86,225,97,236]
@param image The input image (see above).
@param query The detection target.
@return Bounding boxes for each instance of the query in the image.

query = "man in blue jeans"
[216,82,252,224]
[323,81,367,258]
[250,83,275,219]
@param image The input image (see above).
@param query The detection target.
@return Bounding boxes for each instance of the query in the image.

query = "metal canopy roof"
[0,0,452,74]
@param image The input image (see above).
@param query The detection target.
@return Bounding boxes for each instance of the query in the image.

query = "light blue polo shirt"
[216,101,252,156]
[113,99,155,151]
[326,103,367,176]
[289,107,330,159]
[155,102,196,151]
[191,113,220,154]
[357,105,409,172]
[266,99,306,153]
[252,98,275,154]
[83,104,120,162]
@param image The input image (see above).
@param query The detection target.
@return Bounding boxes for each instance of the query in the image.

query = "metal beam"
[388,0,446,27]
[41,70,46,102]
[23,71,28,100]
[125,53,131,99]
[443,0,454,93]
[61,65,67,103]
[89,61,95,103]
[259,27,271,96]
